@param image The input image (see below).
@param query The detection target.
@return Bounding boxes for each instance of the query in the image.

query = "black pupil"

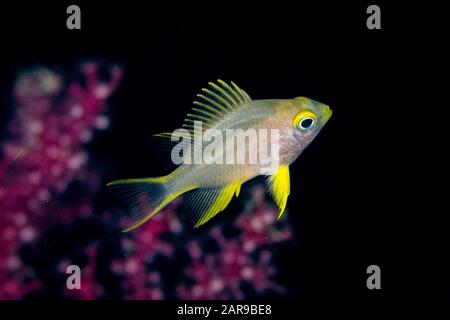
[301,118,313,128]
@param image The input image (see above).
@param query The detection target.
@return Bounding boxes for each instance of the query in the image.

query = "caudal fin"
[107,177,178,232]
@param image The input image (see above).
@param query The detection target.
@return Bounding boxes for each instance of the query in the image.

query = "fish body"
[108,80,332,231]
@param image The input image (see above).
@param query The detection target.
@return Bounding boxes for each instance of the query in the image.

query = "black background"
[0,0,443,314]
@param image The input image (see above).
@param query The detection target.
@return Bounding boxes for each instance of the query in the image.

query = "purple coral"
[0,63,122,298]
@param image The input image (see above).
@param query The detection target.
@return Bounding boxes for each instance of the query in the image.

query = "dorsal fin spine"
[158,81,251,139]
[209,82,238,109]
[183,120,212,129]
[231,81,251,101]
[191,107,222,121]
[185,113,213,123]
[232,81,248,102]
[202,88,234,111]
[196,94,229,114]
[192,103,224,117]
[242,90,251,100]
[219,80,244,104]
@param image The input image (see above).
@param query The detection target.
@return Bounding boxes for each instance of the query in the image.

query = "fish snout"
[320,104,333,125]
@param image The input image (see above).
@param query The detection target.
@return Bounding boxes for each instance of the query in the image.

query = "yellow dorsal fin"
[266,165,290,220]
[183,80,252,135]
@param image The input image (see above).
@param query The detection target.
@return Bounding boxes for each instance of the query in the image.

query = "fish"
[107,80,332,231]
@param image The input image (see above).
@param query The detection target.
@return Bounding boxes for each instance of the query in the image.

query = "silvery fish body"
[108,80,332,231]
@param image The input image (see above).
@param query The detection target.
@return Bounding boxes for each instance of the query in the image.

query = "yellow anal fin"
[267,165,290,220]
[191,182,241,228]
[235,183,241,197]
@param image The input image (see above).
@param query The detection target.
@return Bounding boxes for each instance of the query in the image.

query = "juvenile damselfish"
[108,80,332,231]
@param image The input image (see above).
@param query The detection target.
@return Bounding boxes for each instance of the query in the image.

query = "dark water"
[0,0,441,313]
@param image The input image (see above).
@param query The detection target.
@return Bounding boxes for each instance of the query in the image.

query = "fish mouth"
[320,104,333,125]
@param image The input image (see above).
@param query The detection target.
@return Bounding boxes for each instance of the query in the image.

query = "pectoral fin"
[266,165,290,220]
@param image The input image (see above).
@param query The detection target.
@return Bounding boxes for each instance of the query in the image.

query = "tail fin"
[107,177,178,232]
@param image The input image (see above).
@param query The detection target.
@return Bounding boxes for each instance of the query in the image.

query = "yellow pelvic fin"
[267,165,290,220]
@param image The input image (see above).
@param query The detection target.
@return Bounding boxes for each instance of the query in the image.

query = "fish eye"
[299,118,314,130]
[293,111,317,132]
